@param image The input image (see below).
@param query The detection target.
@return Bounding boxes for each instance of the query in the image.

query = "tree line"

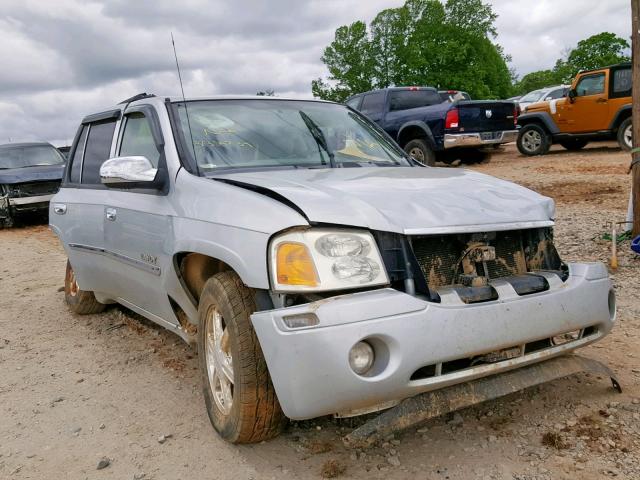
[311,0,630,102]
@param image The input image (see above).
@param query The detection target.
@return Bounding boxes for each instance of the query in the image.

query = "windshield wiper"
[299,111,336,168]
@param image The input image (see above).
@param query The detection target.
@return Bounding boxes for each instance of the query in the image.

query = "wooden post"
[632,0,640,236]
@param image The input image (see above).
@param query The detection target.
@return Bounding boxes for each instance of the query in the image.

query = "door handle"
[53,203,67,215]
[105,207,117,221]
[596,98,608,103]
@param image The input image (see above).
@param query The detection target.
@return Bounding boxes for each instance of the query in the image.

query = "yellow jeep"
[517,63,631,155]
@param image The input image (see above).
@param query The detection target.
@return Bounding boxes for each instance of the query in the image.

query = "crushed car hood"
[0,165,64,184]
[212,167,555,235]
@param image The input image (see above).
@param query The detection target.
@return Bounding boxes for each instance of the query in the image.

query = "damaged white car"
[50,94,618,445]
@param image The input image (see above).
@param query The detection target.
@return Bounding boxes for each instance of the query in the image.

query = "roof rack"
[118,93,156,105]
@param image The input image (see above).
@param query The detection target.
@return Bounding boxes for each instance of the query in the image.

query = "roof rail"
[118,93,156,105]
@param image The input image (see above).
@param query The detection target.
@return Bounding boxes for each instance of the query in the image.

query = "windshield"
[519,89,546,103]
[171,100,410,173]
[0,145,65,169]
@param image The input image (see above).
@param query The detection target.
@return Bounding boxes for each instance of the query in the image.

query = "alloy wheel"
[522,130,542,153]
[204,307,234,415]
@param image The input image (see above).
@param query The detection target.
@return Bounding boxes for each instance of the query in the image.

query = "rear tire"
[517,124,551,156]
[404,139,436,166]
[64,260,106,314]
[559,139,588,151]
[198,271,285,443]
[617,118,632,151]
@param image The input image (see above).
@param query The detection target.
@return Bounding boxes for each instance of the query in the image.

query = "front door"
[561,71,609,133]
[102,108,177,326]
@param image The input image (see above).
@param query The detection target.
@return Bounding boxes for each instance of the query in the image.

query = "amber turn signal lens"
[276,242,319,287]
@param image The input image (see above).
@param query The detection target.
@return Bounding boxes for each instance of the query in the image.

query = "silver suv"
[50,93,616,444]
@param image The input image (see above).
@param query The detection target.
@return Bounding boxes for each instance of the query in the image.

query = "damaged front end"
[251,222,616,424]
[0,181,60,226]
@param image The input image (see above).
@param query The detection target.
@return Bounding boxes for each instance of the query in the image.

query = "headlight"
[269,229,389,292]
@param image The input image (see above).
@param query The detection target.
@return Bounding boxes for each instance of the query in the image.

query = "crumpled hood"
[212,167,555,235]
[0,165,64,185]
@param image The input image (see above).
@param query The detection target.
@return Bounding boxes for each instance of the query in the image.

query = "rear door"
[102,105,177,326]
[51,114,119,295]
[608,66,632,121]
[358,91,386,124]
[563,71,609,133]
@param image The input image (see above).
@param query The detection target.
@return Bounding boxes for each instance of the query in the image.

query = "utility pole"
[632,0,640,236]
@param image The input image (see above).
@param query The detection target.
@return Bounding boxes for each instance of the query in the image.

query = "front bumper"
[444,130,518,149]
[251,262,615,420]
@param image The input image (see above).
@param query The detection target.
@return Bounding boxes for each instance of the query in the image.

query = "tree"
[312,0,512,101]
[312,21,376,102]
[514,69,563,95]
[565,32,630,76]
[256,89,275,96]
[514,32,631,94]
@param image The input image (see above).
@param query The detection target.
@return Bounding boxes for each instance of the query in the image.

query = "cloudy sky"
[0,0,631,145]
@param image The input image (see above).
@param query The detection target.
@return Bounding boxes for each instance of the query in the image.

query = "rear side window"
[69,126,88,183]
[389,90,441,111]
[611,68,632,98]
[360,92,385,115]
[81,120,117,184]
[576,73,605,97]
[118,112,160,167]
[345,97,361,109]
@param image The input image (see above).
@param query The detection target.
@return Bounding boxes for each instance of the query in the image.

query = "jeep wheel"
[198,271,285,443]
[404,139,436,166]
[64,260,106,314]
[617,118,632,151]
[559,139,588,151]
[517,124,551,156]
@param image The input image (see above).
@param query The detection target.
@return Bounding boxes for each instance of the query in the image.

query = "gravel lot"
[1,143,639,480]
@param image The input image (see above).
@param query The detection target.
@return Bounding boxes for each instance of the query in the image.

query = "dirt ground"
[1,143,639,480]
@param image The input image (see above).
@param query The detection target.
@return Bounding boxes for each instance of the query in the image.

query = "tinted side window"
[612,68,632,97]
[69,126,88,183]
[360,92,385,115]
[82,120,117,184]
[576,73,605,96]
[389,90,441,111]
[119,113,160,167]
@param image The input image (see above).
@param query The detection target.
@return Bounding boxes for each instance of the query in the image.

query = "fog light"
[349,341,374,375]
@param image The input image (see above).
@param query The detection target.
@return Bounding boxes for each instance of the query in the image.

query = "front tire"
[64,260,106,314]
[517,124,551,156]
[404,139,436,166]
[617,118,632,151]
[559,139,588,151]
[198,271,285,443]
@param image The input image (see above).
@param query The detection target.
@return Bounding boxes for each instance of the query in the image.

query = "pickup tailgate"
[457,101,515,133]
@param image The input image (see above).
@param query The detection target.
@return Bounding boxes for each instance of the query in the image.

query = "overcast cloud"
[0,0,631,145]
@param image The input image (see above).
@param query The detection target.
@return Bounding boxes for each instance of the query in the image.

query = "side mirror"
[100,156,161,188]
[568,89,577,103]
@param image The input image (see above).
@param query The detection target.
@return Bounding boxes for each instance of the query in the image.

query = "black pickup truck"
[346,87,518,165]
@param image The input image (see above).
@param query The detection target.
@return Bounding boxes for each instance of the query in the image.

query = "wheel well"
[397,126,429,148]
[519,119,547,131]
[612,110,631,131]
[175,252,231,302]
